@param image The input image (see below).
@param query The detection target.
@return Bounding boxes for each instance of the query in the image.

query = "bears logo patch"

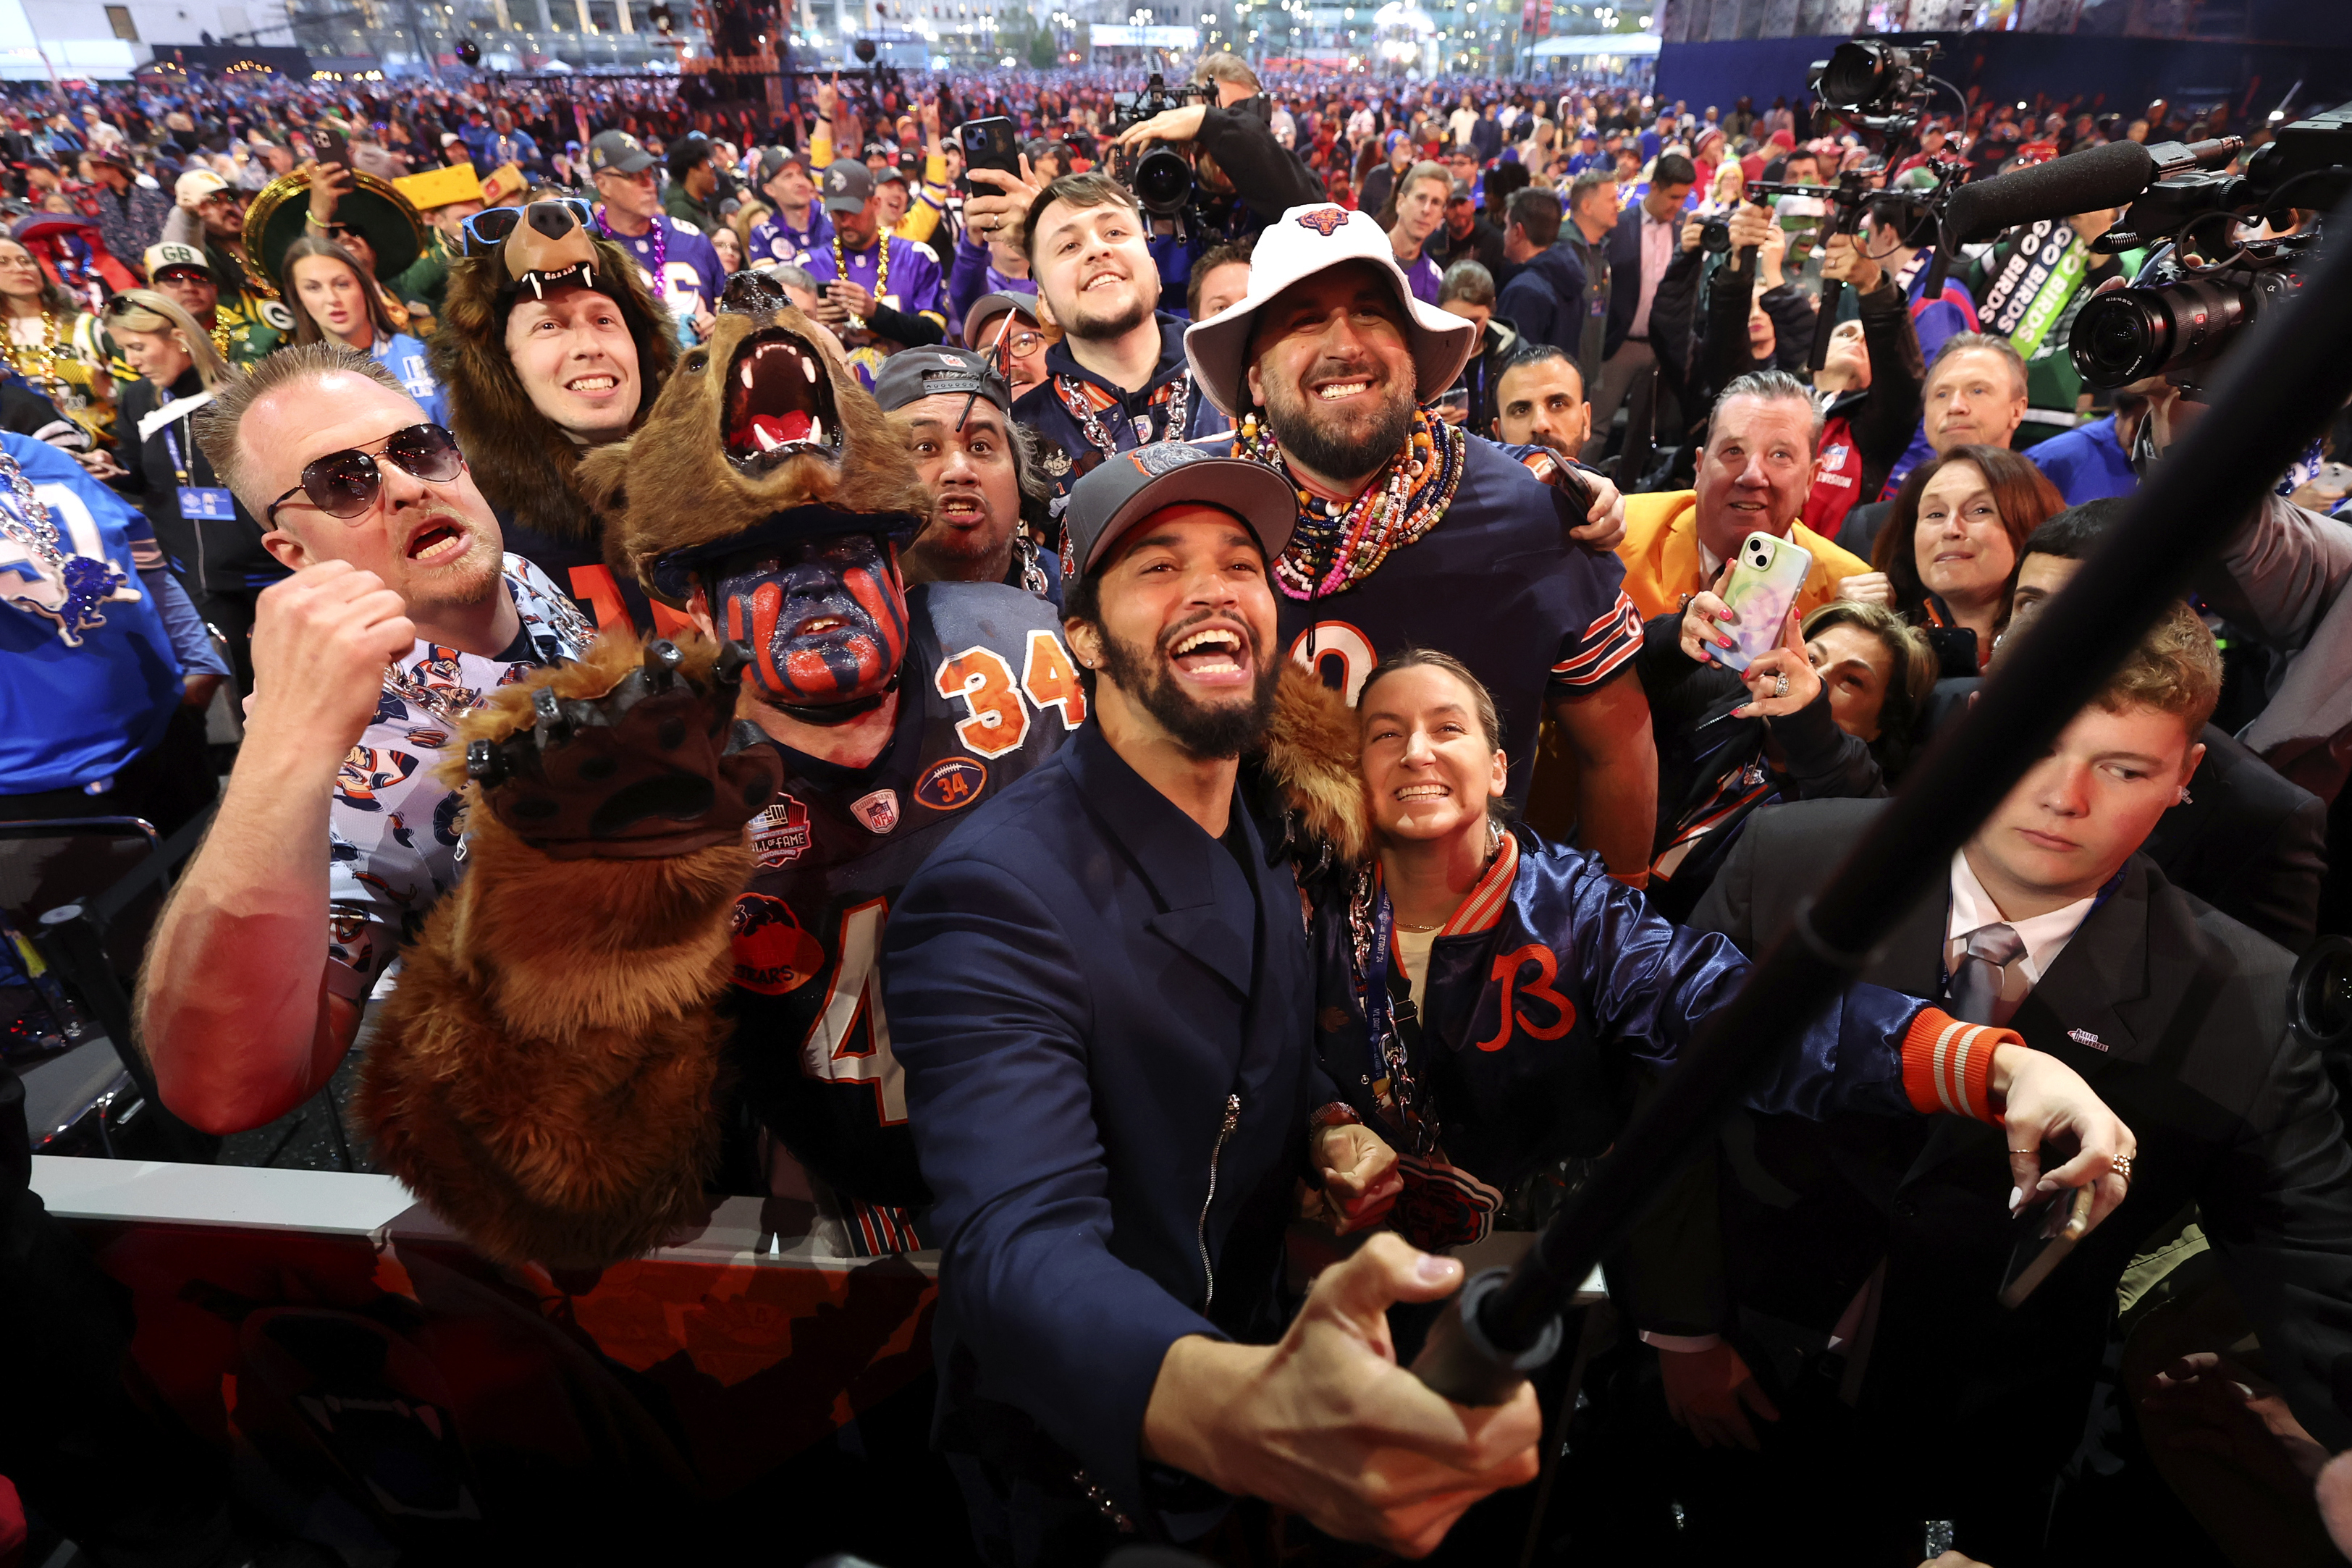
[751,794,812,868]
[1296,206,1350,237]
[730,893,827,995]
[915,756,987,812]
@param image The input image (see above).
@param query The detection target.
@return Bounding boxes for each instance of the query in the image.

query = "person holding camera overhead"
[1097,54,1324,308]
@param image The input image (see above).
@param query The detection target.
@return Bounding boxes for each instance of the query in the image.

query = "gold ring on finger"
[2109,1152,2133,1184]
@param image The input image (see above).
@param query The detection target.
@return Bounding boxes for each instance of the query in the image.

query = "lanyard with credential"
[1357,883,1438,1155]
[163,408,237,523]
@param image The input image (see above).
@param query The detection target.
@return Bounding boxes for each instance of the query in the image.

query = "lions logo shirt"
[324,556,596,1001]
[728,581,1080,1255]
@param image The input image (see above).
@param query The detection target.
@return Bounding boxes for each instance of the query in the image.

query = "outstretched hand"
[1142,1234,1543,1556]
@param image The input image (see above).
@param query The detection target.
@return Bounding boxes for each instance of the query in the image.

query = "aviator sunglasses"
[460,197,595,256]
[265,423,467,526]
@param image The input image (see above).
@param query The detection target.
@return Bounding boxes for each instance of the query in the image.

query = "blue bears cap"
[1061,443,1297,578]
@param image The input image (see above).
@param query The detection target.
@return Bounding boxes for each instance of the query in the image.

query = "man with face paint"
[618,288,1079,1249]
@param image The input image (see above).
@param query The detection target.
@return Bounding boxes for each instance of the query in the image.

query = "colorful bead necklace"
[594,203,667,290]
[1236,405,1466,601]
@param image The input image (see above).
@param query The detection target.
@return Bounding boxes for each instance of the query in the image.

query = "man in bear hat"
[372,272,1082,1267]
[429,193,680,633]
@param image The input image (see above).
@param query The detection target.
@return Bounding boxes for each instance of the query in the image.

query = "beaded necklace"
[0,444,134,647]
[4,308,59,388]
[831,230,890,330]
[1235,405,1466,601]
[1053,363,1192,459]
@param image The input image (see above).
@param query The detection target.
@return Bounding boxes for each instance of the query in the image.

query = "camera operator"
[1104,54,1324,249]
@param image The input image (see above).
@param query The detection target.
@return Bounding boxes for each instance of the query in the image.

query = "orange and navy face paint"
[710,534,910,707]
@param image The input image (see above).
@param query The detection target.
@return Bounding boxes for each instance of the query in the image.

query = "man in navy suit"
[884,445,1543,1563]
[1584,151,1695,464]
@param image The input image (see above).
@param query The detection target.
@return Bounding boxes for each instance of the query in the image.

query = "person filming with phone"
[1617,371,1887,620]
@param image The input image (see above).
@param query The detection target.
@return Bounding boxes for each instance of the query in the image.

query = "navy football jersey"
[724,580,1084,1252]
[1202,433,1643,806]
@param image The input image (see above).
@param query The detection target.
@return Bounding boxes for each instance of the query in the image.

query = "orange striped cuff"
[1900,1008,2015,1123]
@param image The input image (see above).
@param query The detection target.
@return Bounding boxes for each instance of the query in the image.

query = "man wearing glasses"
[136,342,596,1136]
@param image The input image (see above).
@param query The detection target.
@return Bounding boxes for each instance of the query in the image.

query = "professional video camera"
[1737,38,1966,369]
[1108,73,1213,218]
[2068,104,2351,390]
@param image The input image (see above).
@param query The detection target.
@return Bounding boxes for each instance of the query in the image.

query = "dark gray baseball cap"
[587,129,656,175]
[1063,444,1297,578]
[821,158,873,214]
[872,346,1010,415]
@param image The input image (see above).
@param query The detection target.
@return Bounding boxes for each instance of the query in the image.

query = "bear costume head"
[577,269,933,720]
[429,199,680,546]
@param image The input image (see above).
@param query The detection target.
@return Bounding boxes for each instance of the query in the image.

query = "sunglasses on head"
[265,423,465,527]
[460,198,594,256]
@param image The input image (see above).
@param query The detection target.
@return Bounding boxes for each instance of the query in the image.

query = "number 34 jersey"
[725,581,1084,1244]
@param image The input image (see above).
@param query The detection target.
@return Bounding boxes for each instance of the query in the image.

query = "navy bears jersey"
[1202,432,1643,806]
[724,580,1084,1252]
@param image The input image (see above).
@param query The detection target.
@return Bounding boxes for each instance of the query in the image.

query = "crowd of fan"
[5,47,2352,1568]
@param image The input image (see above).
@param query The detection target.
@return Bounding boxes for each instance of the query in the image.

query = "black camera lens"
[1132,146,1193,216]
[1701,218,1732,256]
[2290,936,2352,1050]
[1818,41,1893,113]
[2072,274,2262,386]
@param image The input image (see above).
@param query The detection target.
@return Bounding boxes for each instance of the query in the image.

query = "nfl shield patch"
[851,788,901,835]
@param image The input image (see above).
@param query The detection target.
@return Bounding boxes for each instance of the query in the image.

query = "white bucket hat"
[1181,203,1479,419]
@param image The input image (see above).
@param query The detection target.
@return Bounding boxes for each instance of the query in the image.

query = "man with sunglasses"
[139,343,597,1139]
[143,241,285,369]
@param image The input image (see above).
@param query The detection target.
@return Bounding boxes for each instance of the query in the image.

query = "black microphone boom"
[1410,187,2352,1407]
[1944,140,2157,243]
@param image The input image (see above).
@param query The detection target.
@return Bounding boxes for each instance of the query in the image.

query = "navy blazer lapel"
[1066,723,1258,997]
[2011,857,2154,1066]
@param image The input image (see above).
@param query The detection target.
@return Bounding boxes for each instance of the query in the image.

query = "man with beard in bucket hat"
[1184,202,1658,879]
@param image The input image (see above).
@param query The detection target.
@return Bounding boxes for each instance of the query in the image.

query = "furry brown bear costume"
[365,274,1369,1270]
[363,283,924,1270]
[427,229,678,550]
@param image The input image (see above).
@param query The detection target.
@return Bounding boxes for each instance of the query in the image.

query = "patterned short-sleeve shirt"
[324,555,596,1000]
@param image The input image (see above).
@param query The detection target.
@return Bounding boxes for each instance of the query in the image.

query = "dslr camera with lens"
[1108,73,1212,219]
[2070,104,2352,392]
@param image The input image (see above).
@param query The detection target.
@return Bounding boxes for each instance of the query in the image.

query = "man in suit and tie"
[1626,599,2352,1562]
[1582,151,1695,465]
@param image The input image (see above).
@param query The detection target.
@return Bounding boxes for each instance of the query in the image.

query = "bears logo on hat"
[1296,207,1349,237]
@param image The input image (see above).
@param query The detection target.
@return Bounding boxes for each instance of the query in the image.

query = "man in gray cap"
[748,147,831,266]
[586,127,724,335]
[804,156,945,388]
[885,443,1539,1562]
[872,346,1058,606]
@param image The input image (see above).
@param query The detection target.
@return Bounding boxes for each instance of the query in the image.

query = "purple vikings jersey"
[725,581,1081,1254]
